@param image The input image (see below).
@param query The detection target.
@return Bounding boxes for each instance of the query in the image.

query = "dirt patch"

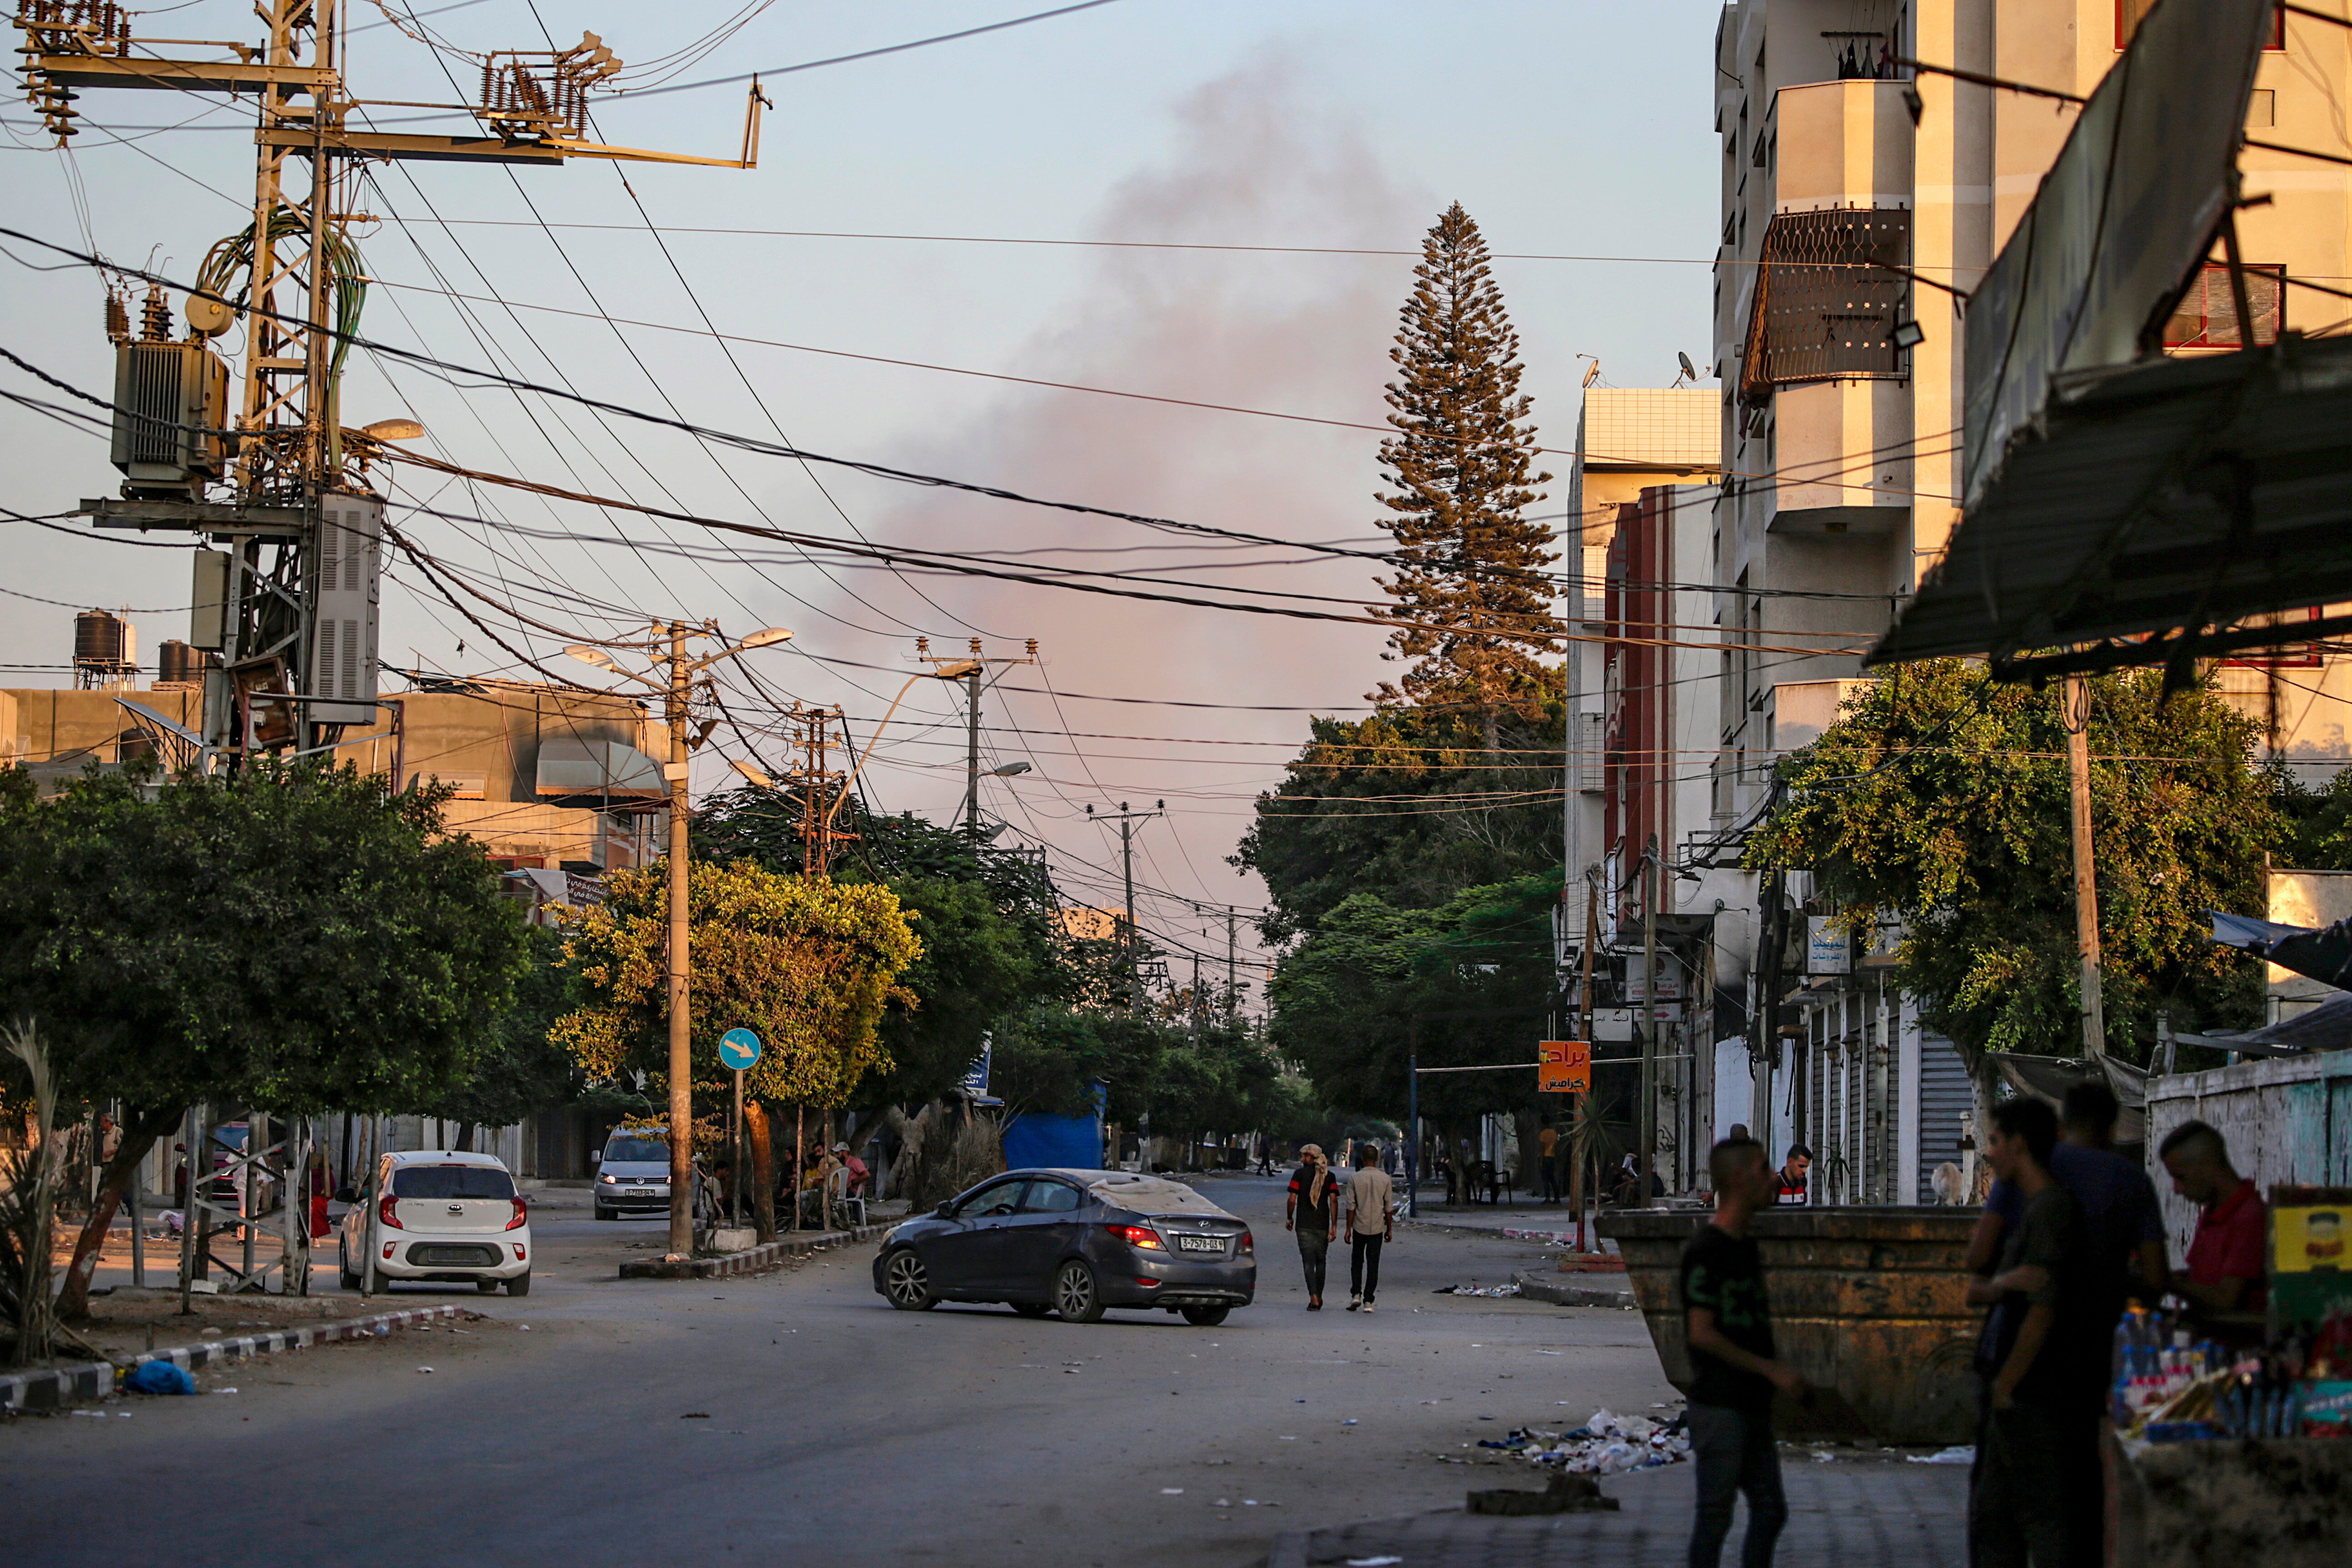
[68,1287,381,1365]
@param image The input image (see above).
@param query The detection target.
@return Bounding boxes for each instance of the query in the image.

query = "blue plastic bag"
[125,1360,196,1396]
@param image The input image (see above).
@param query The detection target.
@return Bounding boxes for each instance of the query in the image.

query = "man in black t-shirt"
[1681,1137,1807,1568]
[1965,1098,2095,1568]
[1284,1144,1338,1309]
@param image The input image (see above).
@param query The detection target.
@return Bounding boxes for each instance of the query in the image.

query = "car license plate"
[1176,1235,1224,1254]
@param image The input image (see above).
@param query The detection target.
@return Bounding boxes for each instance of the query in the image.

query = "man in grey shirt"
[1343,1143,1395,1313]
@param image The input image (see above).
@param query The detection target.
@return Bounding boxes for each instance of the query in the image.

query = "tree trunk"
[746,1101,777,1242]
[455,1122,476,1153]
[54,1102,184,1323]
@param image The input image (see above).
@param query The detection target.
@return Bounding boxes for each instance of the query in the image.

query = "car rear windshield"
[603,1137,669,1163]
[391,1166,516,1200]
[1095,1179,1221,1216]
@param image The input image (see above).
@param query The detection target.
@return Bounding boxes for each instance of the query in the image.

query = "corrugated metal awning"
[534,737,664,799]
[1869,335,2352,675]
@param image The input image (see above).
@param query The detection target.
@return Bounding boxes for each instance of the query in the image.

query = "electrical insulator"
[104,289,129,346]
[915,637,929,655]
[1025,638,1038,656]
[138,284,171,342]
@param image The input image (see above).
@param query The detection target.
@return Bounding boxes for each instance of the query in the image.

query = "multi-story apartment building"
[1671,0,2351,1203]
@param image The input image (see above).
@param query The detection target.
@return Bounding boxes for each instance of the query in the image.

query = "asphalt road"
[4,1174,1678,1568]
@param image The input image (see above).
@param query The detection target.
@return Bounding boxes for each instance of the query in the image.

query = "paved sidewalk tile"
[1267,1460,1966,1568]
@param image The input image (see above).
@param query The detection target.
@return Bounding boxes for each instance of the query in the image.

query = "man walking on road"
[1343,1143,1394,1313]
[1682,1137,1807,1568]
[1285,1143,1338,1310]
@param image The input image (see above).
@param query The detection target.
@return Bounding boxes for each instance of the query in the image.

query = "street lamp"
[567,621,793,1261]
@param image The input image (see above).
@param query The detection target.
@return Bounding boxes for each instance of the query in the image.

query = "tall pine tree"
[1371,202,1558,752]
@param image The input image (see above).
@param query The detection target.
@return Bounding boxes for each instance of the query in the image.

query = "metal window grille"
[1739,208,1911,401]
[2163,263,2283,349]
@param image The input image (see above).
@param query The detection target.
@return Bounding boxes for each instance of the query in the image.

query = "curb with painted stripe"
[0,1304,462,1414]
[617,1221,893,1280]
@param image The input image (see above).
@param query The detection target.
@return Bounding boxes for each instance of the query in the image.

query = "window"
[2164,263,2283,348]
[2226,608,2323,669]
[1019,1181,1084,1215]
[2118,0,2281,49]
[392,1165,516,1200]
[1739,208,1911,398]
[956,1179,1026,1218]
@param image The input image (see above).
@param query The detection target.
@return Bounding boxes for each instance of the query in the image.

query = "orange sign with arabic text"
[1539,1040,1591,1094]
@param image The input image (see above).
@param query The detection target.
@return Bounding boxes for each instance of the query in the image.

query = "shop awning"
[534,738,665,799]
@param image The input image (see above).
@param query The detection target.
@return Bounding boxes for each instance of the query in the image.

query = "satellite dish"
[1677,351,1699,383]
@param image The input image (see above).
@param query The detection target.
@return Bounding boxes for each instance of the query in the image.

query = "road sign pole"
[732,1068,744,1230]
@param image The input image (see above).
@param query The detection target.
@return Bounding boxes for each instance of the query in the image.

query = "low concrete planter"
[0,1304,461,1413]
[618,1221,892,1280]
[1599,1206,1982,1446]
[1511,1269,1637,1309]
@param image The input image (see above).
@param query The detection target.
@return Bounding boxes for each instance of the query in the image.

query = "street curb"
[617,1221,893,1280]
[1510,1269,1636,1309]
[0,1303,461,1414]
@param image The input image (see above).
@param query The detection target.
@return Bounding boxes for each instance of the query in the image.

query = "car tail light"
[1107,1223,1161,1250]
[379,1192,404,1230]
[382,1242,395,1259]
[1239,1230,1254,1255]
[505,1198,529,1230]
[512,1244,526,1261]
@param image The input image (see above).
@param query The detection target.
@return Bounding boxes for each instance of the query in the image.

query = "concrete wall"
[2144,1052,2352,1264]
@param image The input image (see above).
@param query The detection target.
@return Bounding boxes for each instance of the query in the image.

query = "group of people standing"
[1676,1082,2272,1568]
[1281,1142,1395,1312]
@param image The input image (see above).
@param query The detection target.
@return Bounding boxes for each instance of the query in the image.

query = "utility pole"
[24,4,768,760]
[1225,907,1239,1022]
[1088,801,1165,1011]
[917,638,1036,837]
[2064,676,2106,1058]
[1639,835,1659,1205]
[662,624,692,1259]
[568,623,793,1261]
[1575,872,1598,1250]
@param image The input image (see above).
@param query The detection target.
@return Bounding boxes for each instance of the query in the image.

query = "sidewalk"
[1400,1196,1623,1252]
[1268,1455,1967,1567]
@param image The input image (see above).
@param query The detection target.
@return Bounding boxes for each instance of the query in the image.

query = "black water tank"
[157,639,206,686]
[74,608,127,670]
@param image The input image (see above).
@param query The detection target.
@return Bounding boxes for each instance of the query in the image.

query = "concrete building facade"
[1675,0,2352,1204]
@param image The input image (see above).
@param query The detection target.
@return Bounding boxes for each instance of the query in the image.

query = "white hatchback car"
[340,1150,533,1296]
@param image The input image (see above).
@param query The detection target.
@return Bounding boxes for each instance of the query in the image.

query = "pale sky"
[0,0,1724,995]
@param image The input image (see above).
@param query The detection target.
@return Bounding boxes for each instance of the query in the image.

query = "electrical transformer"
[109,339,230,499]
[311,493,383,724]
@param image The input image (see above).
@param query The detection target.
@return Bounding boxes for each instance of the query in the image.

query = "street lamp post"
[568,620,792,1262]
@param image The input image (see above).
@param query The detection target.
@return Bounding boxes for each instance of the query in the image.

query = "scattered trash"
[1342,1418,1357,1426]
[416,1367,434,1375]
[1160,1488,1184,1495]
[215,1387,238,1395]
[199,1328,222,1339]
[125,1360,196,1397]
[1908,1445,1975,1465]
[1812,1449,1837,1462]
[680,1412,710,1420]
[1346,1557,1404,1567]
[517,1325,530,1331]
[1214,1498,1230,1508]
[1434,1283,1522,1298]
[1474,1408,1691,1476]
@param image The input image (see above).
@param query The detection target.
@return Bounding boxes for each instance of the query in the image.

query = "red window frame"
[2226,608,2323,670]
[2164,263,2284,350]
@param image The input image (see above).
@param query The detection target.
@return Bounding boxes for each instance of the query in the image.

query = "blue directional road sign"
[717,1028,762,1071]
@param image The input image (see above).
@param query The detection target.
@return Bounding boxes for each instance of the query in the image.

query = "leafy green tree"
[420,925,583,1142]
[696,789,1063,1098]
[551,858,921,1112]
[0,762,527,1319]
[1235,699,1564,942]
[1269,870,1562,1124]
[1372,202,1559,751]
[1745,661,2274,1070]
